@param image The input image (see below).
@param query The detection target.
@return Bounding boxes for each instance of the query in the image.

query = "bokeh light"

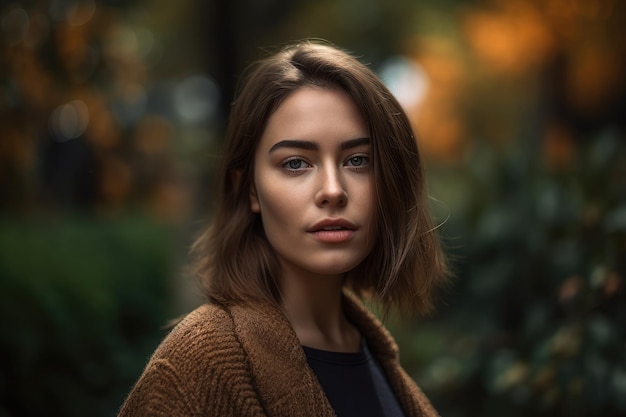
[49,99,90,142]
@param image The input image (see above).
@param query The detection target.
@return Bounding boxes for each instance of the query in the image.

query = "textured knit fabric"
[117,292,439,417]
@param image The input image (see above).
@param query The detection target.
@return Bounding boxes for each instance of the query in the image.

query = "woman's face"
[250,86,377,281]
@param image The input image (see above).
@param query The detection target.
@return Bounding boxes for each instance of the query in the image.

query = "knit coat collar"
[229,291,426,417]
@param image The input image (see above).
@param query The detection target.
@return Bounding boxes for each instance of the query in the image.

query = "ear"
[249,182,260,213]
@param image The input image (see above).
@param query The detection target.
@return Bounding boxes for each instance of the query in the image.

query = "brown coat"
[117,293,439,417]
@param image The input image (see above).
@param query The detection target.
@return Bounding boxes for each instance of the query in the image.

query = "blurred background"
[1,0,625,416]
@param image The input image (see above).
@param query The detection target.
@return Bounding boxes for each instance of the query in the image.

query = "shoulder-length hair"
[192,40,449,317]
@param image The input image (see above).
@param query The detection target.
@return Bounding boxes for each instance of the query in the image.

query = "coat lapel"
[343,293,440,417]
[229,302,336,417]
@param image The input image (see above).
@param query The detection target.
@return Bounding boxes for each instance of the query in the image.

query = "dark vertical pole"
[209,0,239,125]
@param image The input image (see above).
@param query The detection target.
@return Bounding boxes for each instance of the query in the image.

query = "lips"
[307,218,357,233]
[307,218,357,243]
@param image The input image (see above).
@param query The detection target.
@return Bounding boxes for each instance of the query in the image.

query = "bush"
[0,215,175,417]
[396,130,626,417]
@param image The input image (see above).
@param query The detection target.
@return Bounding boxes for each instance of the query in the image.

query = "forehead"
[257,87,368,150]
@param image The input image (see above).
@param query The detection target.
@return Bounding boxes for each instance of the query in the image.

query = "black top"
[303,341,406,417]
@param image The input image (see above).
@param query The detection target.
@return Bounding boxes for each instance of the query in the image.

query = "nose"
[315,165,347,207]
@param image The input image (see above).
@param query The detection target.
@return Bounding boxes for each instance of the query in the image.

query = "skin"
[250,86,377,352]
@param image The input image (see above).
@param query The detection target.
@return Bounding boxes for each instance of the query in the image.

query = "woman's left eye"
[345,155,369,167]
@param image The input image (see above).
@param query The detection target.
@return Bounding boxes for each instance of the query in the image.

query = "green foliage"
[396,130,626,417]
[0,216,175,417]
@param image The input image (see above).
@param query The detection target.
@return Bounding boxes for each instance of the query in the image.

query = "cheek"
[256,181,298,227]
[357,177,375,208]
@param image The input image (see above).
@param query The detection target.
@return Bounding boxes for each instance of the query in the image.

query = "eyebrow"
[340,137,370,151]
[268,137,370,153]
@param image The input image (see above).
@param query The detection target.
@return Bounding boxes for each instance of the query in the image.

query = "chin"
[306,258,364,277]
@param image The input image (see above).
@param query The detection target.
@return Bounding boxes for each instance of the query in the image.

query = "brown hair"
[192,40,449,316]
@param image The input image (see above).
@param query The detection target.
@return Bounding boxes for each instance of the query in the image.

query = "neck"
[279,269,360,353]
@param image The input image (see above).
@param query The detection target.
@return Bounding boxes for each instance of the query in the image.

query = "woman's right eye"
[281,158,311,171]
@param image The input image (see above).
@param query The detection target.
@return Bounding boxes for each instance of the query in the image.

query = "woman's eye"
[288,159,304,169]
[346,155,369,167]
[282,158,310,170]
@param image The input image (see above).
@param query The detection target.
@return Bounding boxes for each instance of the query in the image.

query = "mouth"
[308,218,357,233]
[321,225,347,231]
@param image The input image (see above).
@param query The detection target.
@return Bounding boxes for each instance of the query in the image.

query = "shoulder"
[118,303,263,416]
[151,303,243,368]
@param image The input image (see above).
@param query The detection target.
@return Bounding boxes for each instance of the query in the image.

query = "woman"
[118,40,449,417]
